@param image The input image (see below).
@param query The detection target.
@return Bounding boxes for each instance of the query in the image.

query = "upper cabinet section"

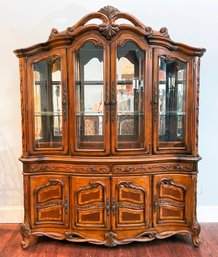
[14,6,205,157]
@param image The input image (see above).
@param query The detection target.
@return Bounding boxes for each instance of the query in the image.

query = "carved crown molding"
[98,6,120,18]
[14,6,206,58]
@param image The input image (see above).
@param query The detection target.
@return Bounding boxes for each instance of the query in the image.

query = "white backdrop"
[0,0,217,222]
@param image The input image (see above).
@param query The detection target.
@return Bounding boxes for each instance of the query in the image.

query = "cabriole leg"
[20,223,31,249]
[191,221,201,247]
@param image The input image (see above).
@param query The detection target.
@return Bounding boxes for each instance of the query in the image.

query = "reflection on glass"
[33,57,62,149]
[158,56,186,142]
[75,41,104,149]
[116,41,145,149]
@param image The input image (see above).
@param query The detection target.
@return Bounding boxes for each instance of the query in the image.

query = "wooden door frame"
[110,32,152,155]
[153,48,193,154]
[68,33,110,156]
[26,48,69,155]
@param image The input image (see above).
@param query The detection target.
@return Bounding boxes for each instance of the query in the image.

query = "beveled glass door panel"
[153,49,192,153]
[75,41,105,150]
[33,56,64,149]
[158,57,186,143]
[115,41,145,150]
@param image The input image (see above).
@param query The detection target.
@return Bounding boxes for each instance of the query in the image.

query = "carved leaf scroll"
[98,6,120,19]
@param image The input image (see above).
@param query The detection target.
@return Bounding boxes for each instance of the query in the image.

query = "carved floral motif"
[99,23,119,40]
[104,231,118,247]
[30,164,110,173]
[113,163,193,173]
[98,6,120,18]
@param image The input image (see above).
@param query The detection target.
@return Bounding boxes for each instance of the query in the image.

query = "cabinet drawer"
[112,162,194,174]
[28,163,110,174]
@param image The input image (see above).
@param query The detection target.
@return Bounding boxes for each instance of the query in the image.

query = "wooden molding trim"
[14,6,206,58]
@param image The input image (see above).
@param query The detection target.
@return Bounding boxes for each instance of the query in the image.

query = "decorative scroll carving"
[153,81,158,122]
[195,58,200,152]
[35,200,63,208]
[65,232,87,240]
[23,227,198,248]
[137,231,157,239]
[49,28,59,38]
[20,223,31,249]
[160,178,186,191]
[99,23,119,40]
[30,164,110,173]
[14,6,206,58]
[104,231,118,247]
[119,181,143,191]
[111,82,116,122]
[77,202,103,210]
[19,59,26,153]
[159,199,185,208]
[62,81,67,121]
[191,220,201,247]
[98,6,120,19]
[118,203,145,209]
[113,163,193,173]
[104,81,110,122]
[159,27,170,38]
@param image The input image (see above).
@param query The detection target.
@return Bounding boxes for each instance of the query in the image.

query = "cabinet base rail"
[20,222,201,249]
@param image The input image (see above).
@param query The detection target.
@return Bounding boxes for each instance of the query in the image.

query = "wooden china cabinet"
[14,6,205,248]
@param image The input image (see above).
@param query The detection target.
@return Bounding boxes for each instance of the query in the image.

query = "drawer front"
[28,163,110,174]
[112,162,194,174]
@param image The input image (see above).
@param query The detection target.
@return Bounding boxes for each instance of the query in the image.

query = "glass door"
[111,37,150,154]
[28,49,68,154]
[153,49,192,153]
[71,39,109,154]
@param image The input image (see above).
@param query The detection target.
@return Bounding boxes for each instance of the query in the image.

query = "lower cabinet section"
[21,169,200,248]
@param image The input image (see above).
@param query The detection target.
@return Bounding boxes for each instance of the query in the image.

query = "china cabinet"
[14,6,205,248]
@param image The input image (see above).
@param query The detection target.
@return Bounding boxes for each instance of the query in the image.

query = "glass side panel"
[116,41,145,149]
[158,56,187,142]
[75,41,104,150]
[33,57,63,149]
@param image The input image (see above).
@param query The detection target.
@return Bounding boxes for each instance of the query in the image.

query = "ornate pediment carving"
[98,5,120,19]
